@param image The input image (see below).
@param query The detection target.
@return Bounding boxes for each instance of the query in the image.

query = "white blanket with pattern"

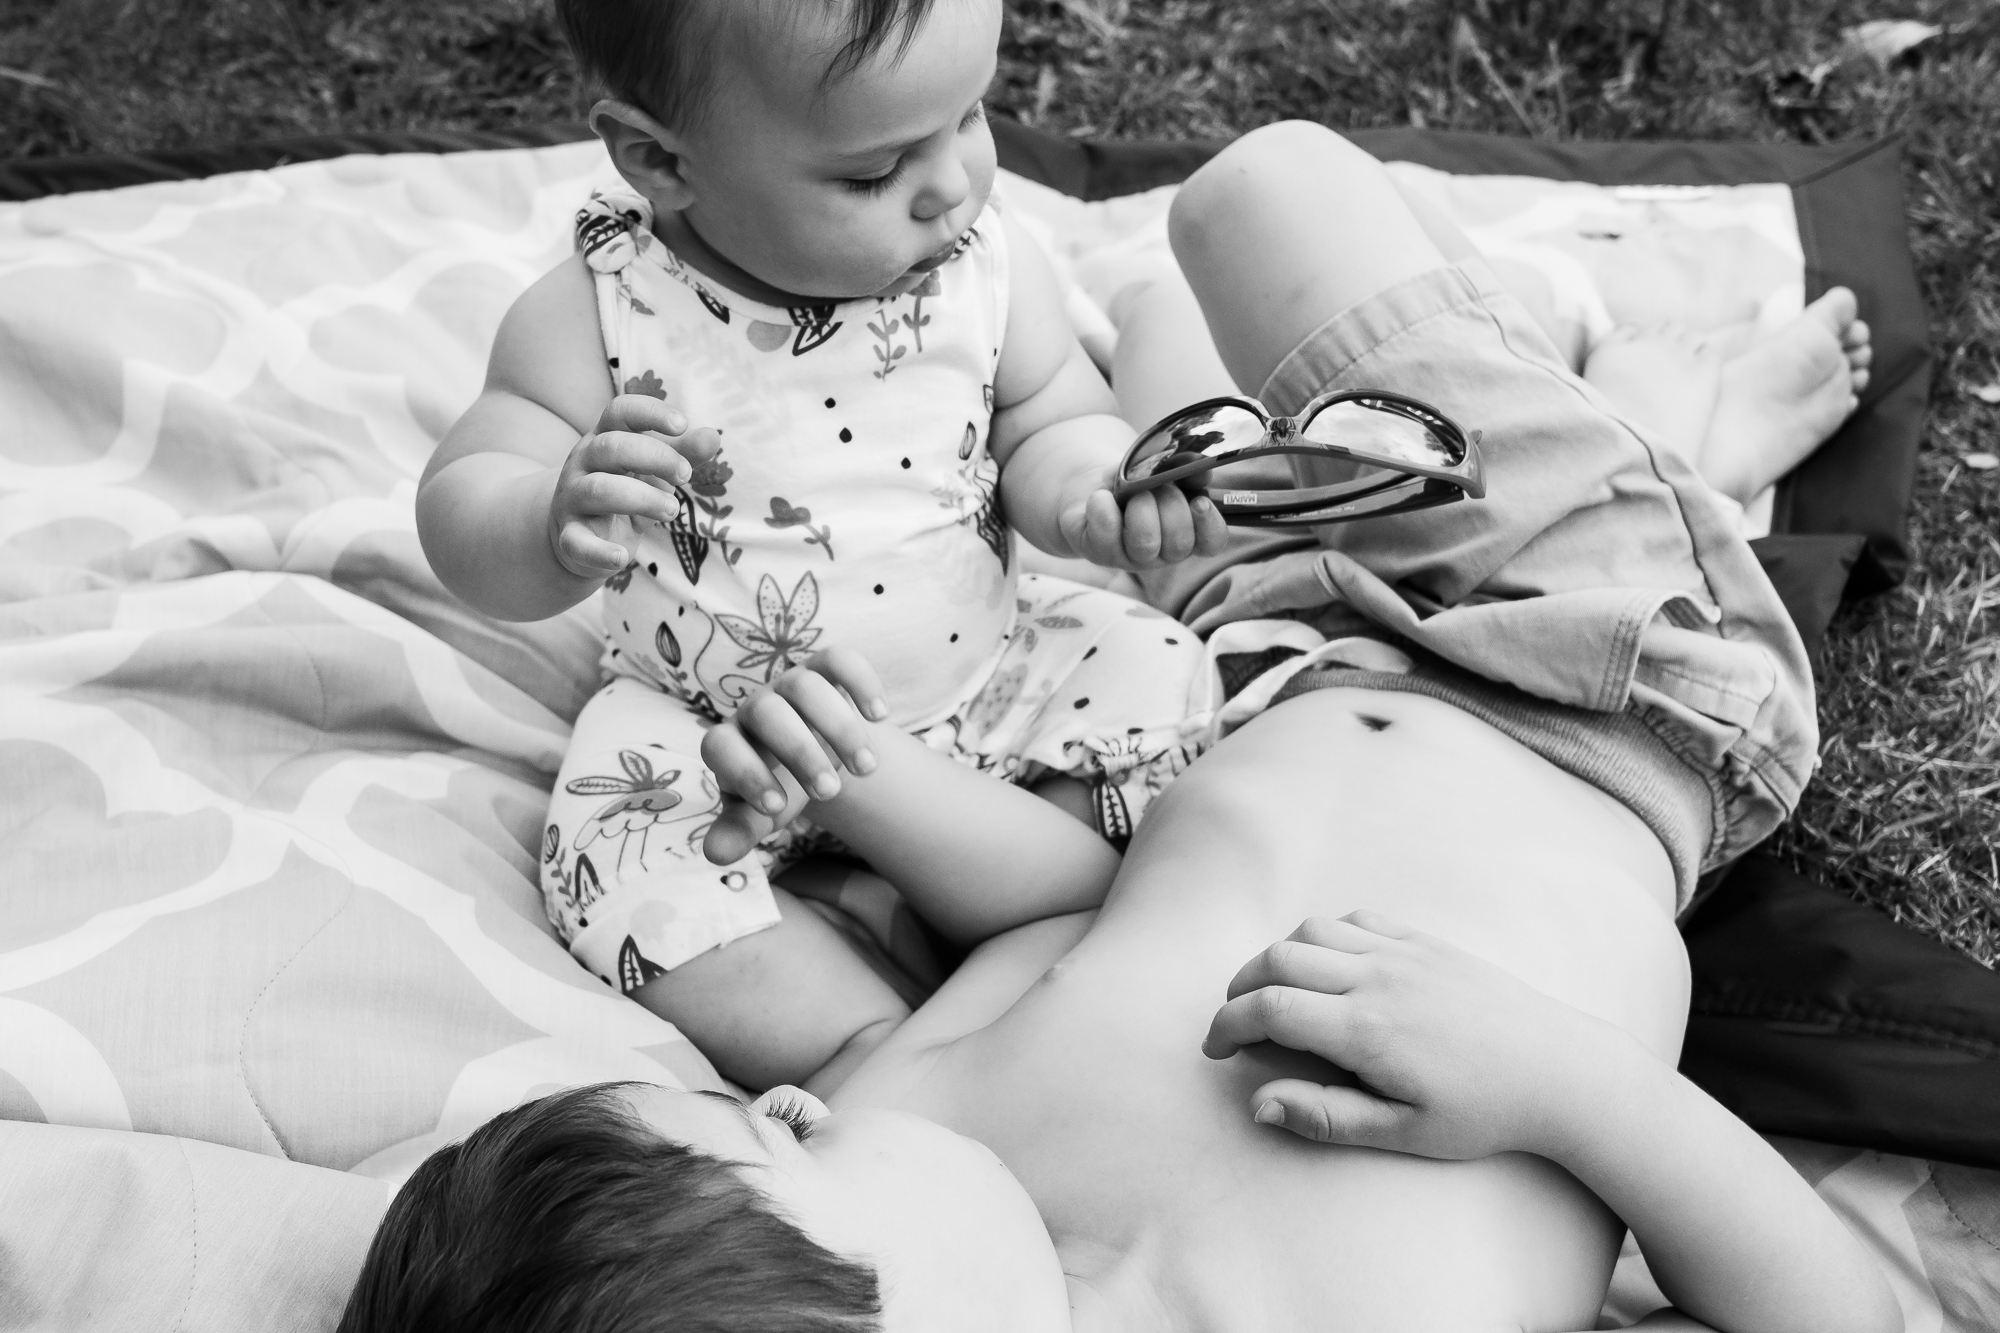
[0,139,1991,1331]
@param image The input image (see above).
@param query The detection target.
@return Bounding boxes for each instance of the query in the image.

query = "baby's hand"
[548,394,721,580]
[1201,911,1624,1161]
[699,647,891,865]
[1058,470,1230,572]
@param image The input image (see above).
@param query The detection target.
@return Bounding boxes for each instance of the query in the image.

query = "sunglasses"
[1112,389,1485,526]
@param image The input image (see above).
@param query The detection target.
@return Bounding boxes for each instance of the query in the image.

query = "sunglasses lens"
[1299,400,1460,468]
[1129,402,1270,480]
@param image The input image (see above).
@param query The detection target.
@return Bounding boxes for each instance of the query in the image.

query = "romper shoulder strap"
[574,186,656,275]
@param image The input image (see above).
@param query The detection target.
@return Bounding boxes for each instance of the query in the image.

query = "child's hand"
[1058,470,1230,571]
[548,394,721,579]
[1201,910,1625,1161]
[699,647,891,865]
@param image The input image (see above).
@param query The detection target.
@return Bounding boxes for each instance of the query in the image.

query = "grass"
[2,0,1995,965]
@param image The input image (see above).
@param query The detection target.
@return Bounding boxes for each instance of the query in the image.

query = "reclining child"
[381,0,1893,1328]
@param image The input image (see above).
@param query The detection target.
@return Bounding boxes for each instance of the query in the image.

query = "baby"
[416,0,1227,1090]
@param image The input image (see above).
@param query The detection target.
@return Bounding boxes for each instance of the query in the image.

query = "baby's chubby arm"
[1203,913,1900,1333]
[697,650,1120,945]
[988,210,1229,571]
[416,253,719,622]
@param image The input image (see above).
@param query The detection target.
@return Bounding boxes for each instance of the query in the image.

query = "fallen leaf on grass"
[1974,383,2000,404]
[1840,19,1942,68]
[1964,453,1998,471]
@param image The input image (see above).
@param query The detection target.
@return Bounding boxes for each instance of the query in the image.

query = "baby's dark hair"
[556,0,942,132]
[337,1082,882,1333]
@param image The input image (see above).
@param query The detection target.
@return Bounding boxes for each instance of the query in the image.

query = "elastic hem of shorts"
[1271,664,1715,915]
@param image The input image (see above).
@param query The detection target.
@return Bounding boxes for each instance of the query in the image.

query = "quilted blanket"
[0,138,1991,1330]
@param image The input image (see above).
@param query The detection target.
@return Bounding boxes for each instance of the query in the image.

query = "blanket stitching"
[1931,1168,2000,1254]
[236,889,352,1162]
[172,1136,198,1333]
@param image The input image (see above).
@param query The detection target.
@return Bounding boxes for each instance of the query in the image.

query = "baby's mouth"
[907,234,966,274]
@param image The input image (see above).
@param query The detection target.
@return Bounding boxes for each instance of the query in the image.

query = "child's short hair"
[337,1082,882,1333]
[556,0,941,132]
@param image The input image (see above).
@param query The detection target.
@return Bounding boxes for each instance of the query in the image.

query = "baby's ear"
[591,98,696,209]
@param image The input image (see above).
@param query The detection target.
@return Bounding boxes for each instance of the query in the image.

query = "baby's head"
[338,1081,1071,1333]
[558,0,1000,302]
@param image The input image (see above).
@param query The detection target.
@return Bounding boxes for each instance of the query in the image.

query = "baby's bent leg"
[1168,122,1468,396]
[545,676,908,1094]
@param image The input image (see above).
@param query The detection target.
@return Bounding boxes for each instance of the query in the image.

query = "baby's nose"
[912,152,972,221]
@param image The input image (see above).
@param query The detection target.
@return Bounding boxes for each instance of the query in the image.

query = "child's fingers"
[583,430,695,489]
[772,669,878,777]
[1119,489,1164,566]
[699,722,790,817]
[1200,984,1351,1062]
[1220,939,1367,1006]
[1191,494,1229,554]
[1150,487,1197,563]
[594,393,686,440]
[806,646,890,722]
[1246,1077,1412,1151]
[702,795,777,866]
[564,470,681,526]
[553,520,634,579]
[734,691,846,803]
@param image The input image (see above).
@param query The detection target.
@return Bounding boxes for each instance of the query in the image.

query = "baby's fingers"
[700,721,792,819]
[594,393,685,440]
[582,430,696,490]
[563,470,681,526]
[1119,489,1164,566]
[773,668,879,780]
[1190,494,1229,555]
[703,793,779,866]
[1247,1077,1412,1150]
[805,646,890,723]
[554,519,635,579]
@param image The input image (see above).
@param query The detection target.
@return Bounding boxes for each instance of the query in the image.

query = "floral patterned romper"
[541,187,1207,994]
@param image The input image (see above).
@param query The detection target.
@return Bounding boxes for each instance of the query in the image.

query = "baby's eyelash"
[842,159,907,196]
[959,100,985,130]
[767,1097,817,1141]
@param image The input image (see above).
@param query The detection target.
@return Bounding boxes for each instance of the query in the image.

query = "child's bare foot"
[1582,321,1727,468]
[1700,287,1872,504]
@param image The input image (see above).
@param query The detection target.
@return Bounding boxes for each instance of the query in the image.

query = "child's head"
[338,1081,1072,1333]
[558,0,1001,302]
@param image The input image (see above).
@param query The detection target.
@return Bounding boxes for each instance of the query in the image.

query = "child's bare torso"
[843,686,1688,1332]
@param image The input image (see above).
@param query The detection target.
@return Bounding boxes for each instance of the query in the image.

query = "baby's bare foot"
[1701,287,1871,504]
[1582,321,1727,468]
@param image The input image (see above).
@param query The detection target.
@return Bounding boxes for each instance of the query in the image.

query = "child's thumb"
[1250,1079,1409,1150]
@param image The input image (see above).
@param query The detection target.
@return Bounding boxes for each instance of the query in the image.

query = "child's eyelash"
[768,1097,817,1140]
[841,105,981,196]
[843,160,907,196]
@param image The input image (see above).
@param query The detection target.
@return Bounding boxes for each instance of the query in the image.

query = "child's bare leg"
[1169,122,1471,397]
[1581,323,1728,470]
[631,894,909,1097]
[1698,287,1872,503]
[1107,271,1240,424]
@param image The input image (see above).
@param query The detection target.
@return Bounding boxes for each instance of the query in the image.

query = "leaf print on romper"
[667,453,740,581]
[618,935,668,992]
[566,749,713,870]
[765,496,835,560]
[715,573,824,681]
